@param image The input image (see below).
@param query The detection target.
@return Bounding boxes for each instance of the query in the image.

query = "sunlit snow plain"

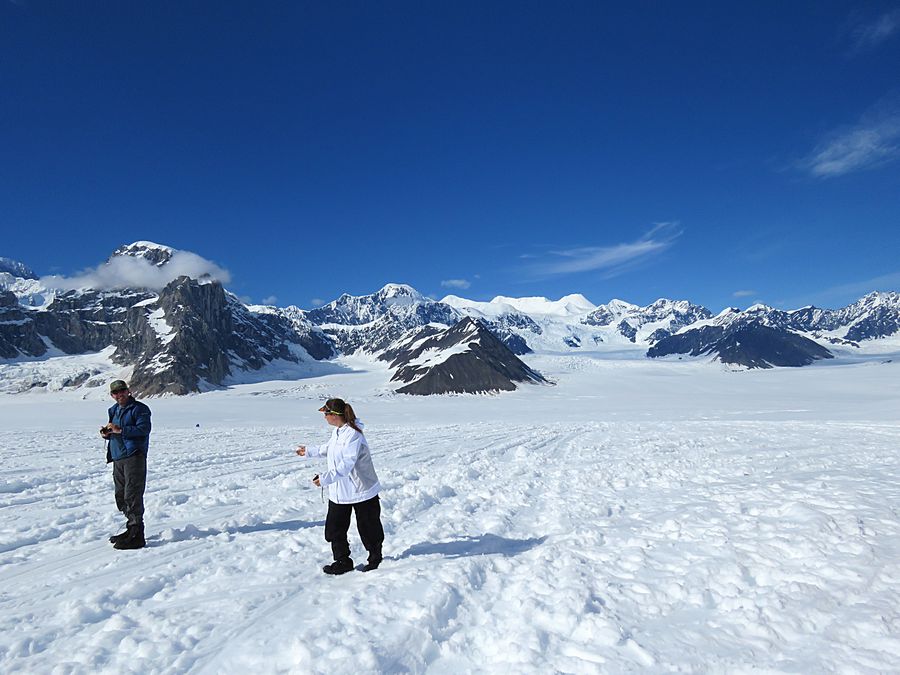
[2,352,900,673]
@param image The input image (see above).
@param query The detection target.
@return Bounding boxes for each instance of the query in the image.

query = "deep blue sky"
[3,1,899,311]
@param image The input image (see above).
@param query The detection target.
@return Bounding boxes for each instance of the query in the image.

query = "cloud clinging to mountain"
[42,251,231,291]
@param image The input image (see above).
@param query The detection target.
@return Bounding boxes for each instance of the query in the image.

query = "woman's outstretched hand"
[295,445,306,456]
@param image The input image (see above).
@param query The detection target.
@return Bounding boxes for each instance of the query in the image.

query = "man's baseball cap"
[109,380,129,393]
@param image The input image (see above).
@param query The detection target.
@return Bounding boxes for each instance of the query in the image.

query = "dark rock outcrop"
[388,317,549,395]
[0,291,47,358]
[648,322,834,368]
[35,289,152,355]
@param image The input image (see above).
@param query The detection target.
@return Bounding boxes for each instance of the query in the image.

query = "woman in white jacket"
[296,398,384,575]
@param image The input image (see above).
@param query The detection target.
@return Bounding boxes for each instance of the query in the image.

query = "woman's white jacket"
[304,422,381,504]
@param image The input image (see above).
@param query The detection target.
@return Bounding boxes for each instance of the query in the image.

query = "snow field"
[2,413,900,673]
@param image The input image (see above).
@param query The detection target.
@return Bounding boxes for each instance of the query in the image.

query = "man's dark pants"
[325,496,384,563]
[113,452,146,527]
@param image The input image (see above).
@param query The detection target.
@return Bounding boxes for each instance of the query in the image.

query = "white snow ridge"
[1,360,900,672]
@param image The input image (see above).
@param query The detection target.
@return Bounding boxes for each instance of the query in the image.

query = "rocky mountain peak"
[387,316,549,395]
[110,241,176,267]
[835,290,900,341]
[582,299,639,327]
[607,298,639,311]
[642,298,710,321]
[853,291,900,309]
[745,303,774,313]
[713,307,742,323]
[377,283,424,305]
[307,283,446,328]
[0,257,38,280]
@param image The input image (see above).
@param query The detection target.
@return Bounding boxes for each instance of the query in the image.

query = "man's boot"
[114,523,145,550]
[109,525,129,544]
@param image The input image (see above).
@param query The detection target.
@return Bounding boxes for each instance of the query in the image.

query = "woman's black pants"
[325,496,384,563]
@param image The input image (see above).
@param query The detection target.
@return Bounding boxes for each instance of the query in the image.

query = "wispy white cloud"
[801,97,900,178]
[261,295,278,305]
[440,278,471,290]
[42,251,231,291]
[310,298,325,307]
[732,289,757,298]
[526,222,682,279]
[847,10,900,52]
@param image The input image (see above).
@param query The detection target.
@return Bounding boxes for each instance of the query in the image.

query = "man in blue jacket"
[100,379,152,550]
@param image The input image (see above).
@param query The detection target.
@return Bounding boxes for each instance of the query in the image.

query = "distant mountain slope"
[583,298,712,344]
[306,283,461,353]
[443,294,712,350]
[385,317,549,395]
[648,322,834,368]
[809,292,900,342]
[301,283,531,355]
[646,294,900,368]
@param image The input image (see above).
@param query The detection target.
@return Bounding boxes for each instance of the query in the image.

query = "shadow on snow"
[396,533,547,560]
[147,518,324,545]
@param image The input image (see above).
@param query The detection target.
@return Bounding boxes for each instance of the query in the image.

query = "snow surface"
[2,357,900,673]
[146,308,176,347]
[493,294,597,317]
[0,346,121,395]
[404,341,475,370]
[441,294,598,320]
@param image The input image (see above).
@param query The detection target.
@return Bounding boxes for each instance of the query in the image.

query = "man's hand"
[100,426,111,439]
[295,445,306,457]
[107,424,123,434]
[312,474,321,487]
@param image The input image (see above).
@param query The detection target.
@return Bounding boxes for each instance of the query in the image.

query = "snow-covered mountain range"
[1,242,898,395]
